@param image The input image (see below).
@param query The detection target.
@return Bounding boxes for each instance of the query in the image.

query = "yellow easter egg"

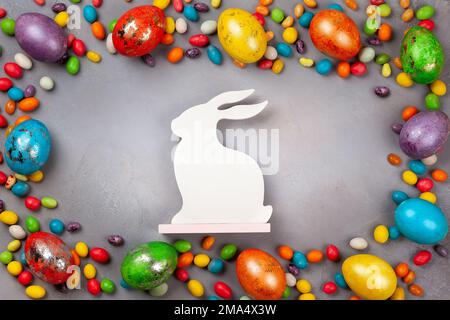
[342,254,397,300]
[218,8,267,64]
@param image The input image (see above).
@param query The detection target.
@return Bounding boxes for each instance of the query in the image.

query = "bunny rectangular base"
[158,223,270,234]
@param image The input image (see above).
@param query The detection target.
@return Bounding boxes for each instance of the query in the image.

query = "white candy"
[9,225,27,240]
[349,237,368,250]
[285,273,296,287]
[106,33,117,54]
[175,18,188,34]
[149,283,168,297]
[14,52,33,70]
[200,20,217,35]
[264,46,278,60]
[358,47,375,63]
[422,154,438,166]
[39,76,55,91]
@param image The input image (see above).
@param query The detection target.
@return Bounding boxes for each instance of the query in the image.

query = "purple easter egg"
[15,12,68,63]
[399,111,449,159]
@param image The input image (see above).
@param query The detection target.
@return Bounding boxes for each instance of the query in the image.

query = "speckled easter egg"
[218,8,267,64]
[399,111,449,159]
[5,119,52,175]
[309,9,361,60]
[25,232,74,285]
[400,26,444,84]
[121,241,178,290]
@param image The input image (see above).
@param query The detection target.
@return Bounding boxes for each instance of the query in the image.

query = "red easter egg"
[309,9,361,60]
[112,5,165,57]
[90,247,110,264]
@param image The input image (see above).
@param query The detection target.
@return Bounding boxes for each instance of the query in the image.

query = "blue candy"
[49,219,65,235]
[120,279,131,289]
[11,181,30,197]
[395,198,448,244]
[20,250,27,266]
[83,5,98,24]
[276,43,293,57]
[292,251,308,269]
[207,45,223,65]
[327,3,344,12]
[334,272,348,289]
[207,295,220,300]
[298,12,314,28]
[408,160,426,175]
[183,5,199,22]
[391,190,409,205]
[208,258,224,274]
[316,59,333,75]
[7,87,24,101]
[388,225,401,240]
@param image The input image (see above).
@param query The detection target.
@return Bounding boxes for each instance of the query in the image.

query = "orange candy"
[403,270,415,284]
[15,115,32,126]
[5,100,16,115]
[71,250,81,266]
[201,236,215,250]
[177,252,194,268]
[395,262,409,278]
[161,34,174,45]
[393,57,403,69]
[337,61,351,78]
[265,31,274,41]
[306,249,323,263]
[91,21,106,40]
[18,97,40,112]
[402,106,419,121]
[349,295,361,300]
[255,5,270,16]
[408,284,424,297]
[387,153,402,166]
[167,47,184,63]
[431,169,448,182]
[259,0,273,5]
[378,23,393,41]
[277,245,294,260]
[344,0,358,10]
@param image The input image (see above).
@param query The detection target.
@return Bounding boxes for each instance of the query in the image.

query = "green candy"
[100,278,116,294]
[364,18,378,36]
[66,56,80,75]
[1,18,15,36]
[282,286,291,298]
[25,216,40,233]
[41,197,58,209]
[378,4,392,18]
[0,251,13,265]
[416,5,435,20]
[220,244,237,260]
[400,26,444,84]
[425,93,440,110]
[108,19,118,33]
[375,53,391,65]
[0,45,3,57]
[271,8,285,24]
[173,240,192,253]
[70,0,81,3]
[121,241,177,291]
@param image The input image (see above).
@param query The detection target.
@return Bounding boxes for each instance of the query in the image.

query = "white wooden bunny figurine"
[167,89,272,230]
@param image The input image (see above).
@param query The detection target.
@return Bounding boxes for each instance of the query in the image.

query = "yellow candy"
[15,173,28,182]
[390,286,405,300]
[153,0,171,10]
[7,240,22,252]
[298,293,316,300]
[211,0,222,9]
[420,191,437,204]
[373,225,389,244]
[294,4,305,19]
[396,72,414,87]
[75,242,89,258]
[272,59,284,74]
[430,80,447,96]
[282,27,298,44]
[165,16,175,34]
[25,285,46,299]
[187,279,204,297]
[296,279,312,294]
[381,63,391,78]
[0,210,19,225]
[54,11,69,28]
[86,51,102,63]
[281,16,294,28]
[193,254,210,268]
[28,170,44,183]
[342,254,397,300]
[7,261,23,276]
[402,170,417,185]
[299,57,314,67]
[304,0,317,9]
[83,263,97,279]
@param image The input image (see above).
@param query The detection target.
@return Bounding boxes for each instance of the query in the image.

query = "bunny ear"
[205,89,255,109]
[219,101,268,120]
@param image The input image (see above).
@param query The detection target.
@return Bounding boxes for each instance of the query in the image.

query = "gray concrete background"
[0,0,449,300]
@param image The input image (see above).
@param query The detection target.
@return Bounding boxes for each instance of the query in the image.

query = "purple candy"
[24,84,36,98]
[107,235,125,246]
[193,2,209,12]
[287,263,300,276]
[15,12,68,63]
[185,48,201,58]
[367,36,381,46]
[66,222,81,233]
[141,54,156,67]
[51,3,67,13]
[0,199,4,212]
[374,86,390,97]
[295,39,306,54]
[399,111,449,159]
[391,123,403,134]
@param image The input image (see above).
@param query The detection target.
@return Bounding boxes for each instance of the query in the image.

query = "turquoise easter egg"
[395,198,448,244]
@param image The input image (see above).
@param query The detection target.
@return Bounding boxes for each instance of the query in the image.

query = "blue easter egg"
[11,181,30,197]
[292,251,308,269]
[208,258,224,274]
[49,219,65,235]
[5,119,51,175]
[316,58,333,75]
[276,43,292,57]
[327,4,344,12]
[183,5,199,22]
[334,272,348,289]
[120,279,131,289]
[83,5,98,24]
[395,198,448,244]
[388,225,401,240]
[207,45,223,65]
[299,12,314,28]
[391,190,409,205]
[7,87,24,101]
[408,160,426,175]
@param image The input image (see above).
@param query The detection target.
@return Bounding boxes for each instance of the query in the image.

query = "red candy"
[72,39,87,56]
[89,247,110,264]
[18,271,33,286]
[173,0,184,13]
[0,171,7,184]
[350,62,367,76]
[252,12,265,26]
[258,59,273,70]
[370,0,385,5]
[25,196,41,211]
[418,19,435,31]
[322,281,338,294]
[4,62,23,79]
[413,250,432,266]
[189,34,210,47]
[0,115,8,128]
[0,78,13,91]
[0,8,7,19]
[214,281,232,299]
[34,0,45,6]
[92,0,103,8]
[87,278,101,296]
[175,268,189,282]
[326,244,340,262]
[416,178,434,192]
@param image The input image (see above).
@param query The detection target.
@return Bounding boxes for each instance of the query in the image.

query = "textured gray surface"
[0,0,449,300]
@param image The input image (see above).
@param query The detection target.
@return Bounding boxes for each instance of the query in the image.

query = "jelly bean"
[295,40,305,54]
[204,257,222,275]
[175,18,188,34]
[189,34,209,47]
[409,284,424,296]
[390,286,405,300]
[388,226,401,240]
[337,61,350,78]
[298,12,314,28]
[430,80,447,96]
[194,2,209,12]
[14,53,32,70]
[66,56,80,75]
[174,240,192,253]
[292,251,308,269]
[0,8,5,19]
[271,8,285,23]
[49,219,65,235]
[120,278,131,289]
[364,18,378,35]
[316,59,333,75]
[358,47,375,63]
[433,244,448,257]
[422,154,438,166]
[392,191,409,205]
[0,78,13,92]
[11,180,30,197]
[25,285,46,299]
[327,3,344,11]
[214,281,232,299]
[183,6,199,22]
[387,153,402,166]
[282,27,298,44]
[54,12,69,27]
[1,18,15,36]
[141,54,156,67]
[285,273,296,287]
[87,278,101,296]
[334,273,348,289]
[20,251,27,265]
[0,251,13,265]
[373,225,389,244]
[288,263,300,276]
[18,270,33,286]
[399,0,410,9]
[272,59,284,74]
[5,174,17,189]
[211,0,221,8]
[413,250,432,266]
[419,191,437,204]
[107,235,124,247]
[187,279,204,297]
[282,286,291,298]
[15,174,27,182]
[9,225,26,240]
[177,252,194,268]
[326,244,340,262]
[207,45,222,65]
[299,293,316,300]
[83,263,97,279]
[18,97,40,112]
[83,5,98,24]
[220,244,237,260]
[0,210,19,225]
[90,247,110,264]
[349,237,368,250]
[402,106,419,122]
[306,249,323,263]
[40,196,57,209]
[396,72,413,87]
[375,54,390,65]
[7,261,23,276]
[161,34,174,45]
[66,221,81,233]
[165,17,175,34]
[25,216,40,233]
[194,253,210,268]
[201,20,217,35]
[431,169,447,182]
[8,87,24,101]
[402,270,415,284]
[294,4,305,18]
[401,8,414,22]
[72,39,87,57]
[108,19,117,33]
[304,0,317,8]
[416,178,433,192]
[91,21,106,40]
[201,236,215,250]
[402,170,417,185]
[425,93,440,111]
[378,4,391,17]
[92,0,103,8]
[175,268,189,282]
[154,0,171,10]
[322,281,337,294]
[173,0,184,12]
[276,43,292,58]
[39,76,55,91]
[415,5,434,20]
[296,279,311,293]
[208,295,220,300]
[101,278,116,294]
[150,283,168,297]
[7,240,21,252]
[418,19,434,31]
[407,160,425,176]
[381,63,391,78]
[281,16,294,28]
[256,5,269,17]
[266,31,275,41]
[391,123,403,134]
[0,171,6,184]
[0,114,8,128]
[75,242,89,257]
[71,250,81,266]
[24,196,41,212]
[278,245,293,260]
